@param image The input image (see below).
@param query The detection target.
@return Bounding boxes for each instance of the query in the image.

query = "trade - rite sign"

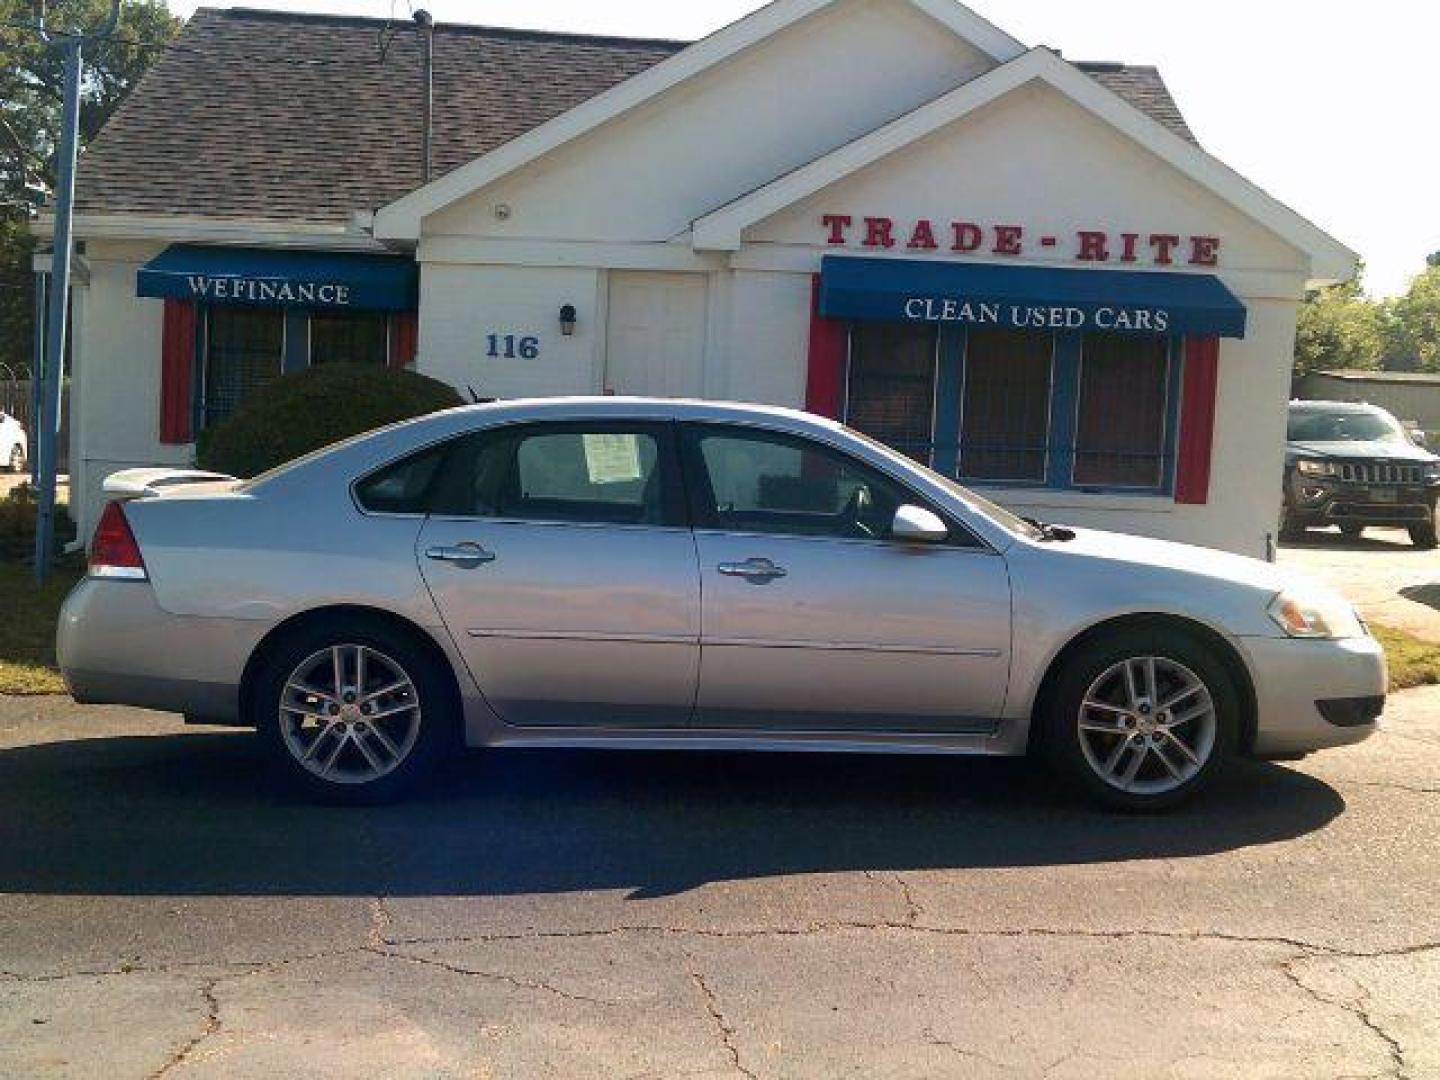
[821,215,1222,267]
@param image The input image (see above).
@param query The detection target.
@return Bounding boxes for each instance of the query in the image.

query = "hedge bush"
[0,483,75,561]
[196,364,465,478]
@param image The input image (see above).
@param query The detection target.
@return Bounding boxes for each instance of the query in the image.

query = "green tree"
[1387,264,1440,372]
[1293,270,1387,381]
[0,0,180,375]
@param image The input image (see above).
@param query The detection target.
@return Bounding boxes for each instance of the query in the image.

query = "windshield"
[839,425,1043,540]
[1288,408,1406,444]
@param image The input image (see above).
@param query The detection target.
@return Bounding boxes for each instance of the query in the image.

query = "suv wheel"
[1410,520,1438,550]
[1278,507,1306,542]
[1040,628,1240,812]
[253,621,458,804]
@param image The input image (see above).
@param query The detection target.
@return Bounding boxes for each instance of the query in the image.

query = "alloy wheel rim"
[1077,655,1217,795]
[279,645,422,785]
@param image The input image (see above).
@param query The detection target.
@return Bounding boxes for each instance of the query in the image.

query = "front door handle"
[424,542,496,568]
[717,557,787,582]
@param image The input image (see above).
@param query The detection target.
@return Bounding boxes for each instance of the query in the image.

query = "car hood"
[1288,439,1437,463]
[1044,526,1307,595]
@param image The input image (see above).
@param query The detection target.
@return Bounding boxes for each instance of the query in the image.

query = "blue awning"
[136,245,418,312]
[819,255,1247,338]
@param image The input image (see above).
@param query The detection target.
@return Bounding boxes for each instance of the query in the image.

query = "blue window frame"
[844,326,1184,496]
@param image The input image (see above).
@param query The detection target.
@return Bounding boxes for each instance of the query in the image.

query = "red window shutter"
[389,311,418,370]
[159,299,196,444]
[805,275,845,419]
[1175,335,1220,504]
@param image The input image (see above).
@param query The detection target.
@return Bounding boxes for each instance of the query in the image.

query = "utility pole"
[32,0,122,584]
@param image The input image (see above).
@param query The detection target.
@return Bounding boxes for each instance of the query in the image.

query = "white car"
[0,411,26,473]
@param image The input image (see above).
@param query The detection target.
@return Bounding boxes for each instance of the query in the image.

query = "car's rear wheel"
[1040,628,1240,811]
[253,621,457,804]
[1410,519,1438,550]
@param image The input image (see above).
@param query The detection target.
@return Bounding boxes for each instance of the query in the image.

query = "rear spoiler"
[102,467,238,501]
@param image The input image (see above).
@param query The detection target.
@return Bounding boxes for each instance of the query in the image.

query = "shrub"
[0,482,75,561]
[195,364,465,478]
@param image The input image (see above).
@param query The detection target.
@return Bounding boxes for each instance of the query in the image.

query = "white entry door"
[604,272,708,398]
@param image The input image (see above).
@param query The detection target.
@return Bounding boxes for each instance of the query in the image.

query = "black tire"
[252,618,459,805]
[1410,520,1438,550]
[1278,507,1306,542]
[1339,523,1365,540]
[6,446,21,473]
[1038,627,1241,812]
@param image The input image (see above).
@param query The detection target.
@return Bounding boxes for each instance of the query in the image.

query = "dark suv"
[1282,400,1440,548]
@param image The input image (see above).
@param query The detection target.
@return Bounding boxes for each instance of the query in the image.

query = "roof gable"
[373,0,1028,239]
[691,48,1356,283]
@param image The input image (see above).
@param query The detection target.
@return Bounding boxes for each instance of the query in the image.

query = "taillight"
[89,501,148,580]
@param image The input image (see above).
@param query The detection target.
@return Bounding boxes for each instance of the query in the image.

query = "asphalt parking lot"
[2,687,1438,1079]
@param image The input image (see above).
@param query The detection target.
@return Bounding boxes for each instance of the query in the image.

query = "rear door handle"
[424,542,496,568]
[717,557,787,582]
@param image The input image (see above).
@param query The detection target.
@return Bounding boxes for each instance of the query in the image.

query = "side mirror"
[892,504,948,543]
[1408,428,1430,450]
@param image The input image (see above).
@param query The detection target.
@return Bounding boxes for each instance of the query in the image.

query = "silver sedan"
[58,399,1385,810]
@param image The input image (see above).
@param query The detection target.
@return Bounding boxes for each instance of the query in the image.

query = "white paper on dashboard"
[582,433,644,484]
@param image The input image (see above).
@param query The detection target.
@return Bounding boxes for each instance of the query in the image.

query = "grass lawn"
[1,561,1439,697]
[0,559,83,695]
[1371,623,1440,691]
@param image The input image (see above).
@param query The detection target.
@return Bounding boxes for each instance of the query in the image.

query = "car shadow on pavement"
[0,731,1344,899]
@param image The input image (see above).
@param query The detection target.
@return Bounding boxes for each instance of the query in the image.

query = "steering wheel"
[840,485,877,538]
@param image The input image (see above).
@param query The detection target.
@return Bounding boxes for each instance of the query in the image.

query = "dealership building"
[42,0,1355,555]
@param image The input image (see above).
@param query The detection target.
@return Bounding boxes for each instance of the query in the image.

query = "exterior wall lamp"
[559,304,578,336]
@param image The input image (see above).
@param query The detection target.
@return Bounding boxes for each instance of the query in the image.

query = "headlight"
[1424,463,1440,482]
[1267,589,1365,640]
[1295,459,1336,478]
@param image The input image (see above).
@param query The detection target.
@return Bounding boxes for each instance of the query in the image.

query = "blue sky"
[167,1,1436,297]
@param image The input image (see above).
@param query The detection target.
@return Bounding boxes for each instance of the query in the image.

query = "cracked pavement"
[1,688,1438,1078]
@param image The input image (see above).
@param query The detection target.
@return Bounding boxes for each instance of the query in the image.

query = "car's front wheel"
[1040,628,1240,811]
[6,445,22,473]
[1410,519,1438,550]
[253,621,458,804]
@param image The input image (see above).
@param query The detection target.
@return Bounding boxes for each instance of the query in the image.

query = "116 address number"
[486,334,540,360]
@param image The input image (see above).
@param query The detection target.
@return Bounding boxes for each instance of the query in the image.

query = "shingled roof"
[75,6,1195,225]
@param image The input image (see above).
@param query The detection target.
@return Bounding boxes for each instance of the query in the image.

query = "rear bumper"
[58,577,266,723]
[1241,633,1387,756]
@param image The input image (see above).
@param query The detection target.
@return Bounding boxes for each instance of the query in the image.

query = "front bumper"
[58,577,267,722]
[1285,472,1438,527]
[1240,633,1387,756]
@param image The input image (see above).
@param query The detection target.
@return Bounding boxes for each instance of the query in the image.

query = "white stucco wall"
[70,240,192,540]
[418,263,604,399]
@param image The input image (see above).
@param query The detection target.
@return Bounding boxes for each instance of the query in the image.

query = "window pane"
[204,308,283,424]
[694,429,911,540]
[1074,335,1170,488]
[958,329,1052,482]
[497,430,664,525]
[354,443,448,514]
[310,311,389,366]
[845,323,937,463]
